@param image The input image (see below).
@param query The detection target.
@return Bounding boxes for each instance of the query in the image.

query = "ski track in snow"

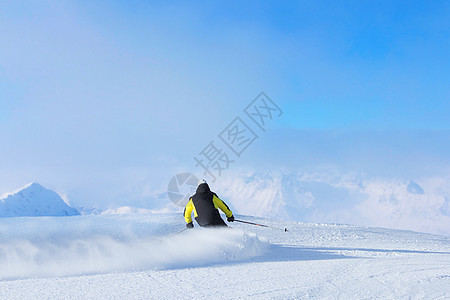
[0,213,449,299]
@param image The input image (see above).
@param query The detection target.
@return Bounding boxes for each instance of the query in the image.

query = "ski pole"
[234,219,288,232]
[174,228,188,235]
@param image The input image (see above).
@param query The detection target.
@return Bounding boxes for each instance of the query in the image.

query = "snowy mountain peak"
[24,181,44,189]
[1,182,43,200]
[0,183,80,217]
[18,182,46,195]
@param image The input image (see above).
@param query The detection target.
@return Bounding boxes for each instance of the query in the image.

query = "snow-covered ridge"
[214,170,450,236]
[0,182,79,217]
[91,170,450,236]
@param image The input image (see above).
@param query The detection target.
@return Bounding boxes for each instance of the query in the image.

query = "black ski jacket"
[184,183,232,227]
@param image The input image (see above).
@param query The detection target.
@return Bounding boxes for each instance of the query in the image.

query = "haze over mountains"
[2,172,449,236]
[212,169,450,236]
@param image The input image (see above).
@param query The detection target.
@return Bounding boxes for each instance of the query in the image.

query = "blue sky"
[1,1,449,208]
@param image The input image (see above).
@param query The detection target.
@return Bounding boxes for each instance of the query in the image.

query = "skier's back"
[184,180,234,228]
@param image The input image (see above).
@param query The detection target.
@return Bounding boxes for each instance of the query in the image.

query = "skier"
[184,179,234,228]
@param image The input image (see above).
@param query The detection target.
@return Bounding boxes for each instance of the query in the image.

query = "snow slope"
[0,213,449,299]
[0,182,79,217]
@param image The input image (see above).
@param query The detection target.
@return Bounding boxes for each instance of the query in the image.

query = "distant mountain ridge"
[214,170,450,236]
[0,182,79,217]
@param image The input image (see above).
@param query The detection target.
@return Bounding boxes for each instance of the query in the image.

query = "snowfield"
[0,213,449,299]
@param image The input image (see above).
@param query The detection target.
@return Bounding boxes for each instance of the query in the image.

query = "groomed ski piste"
[1,213,449,299]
